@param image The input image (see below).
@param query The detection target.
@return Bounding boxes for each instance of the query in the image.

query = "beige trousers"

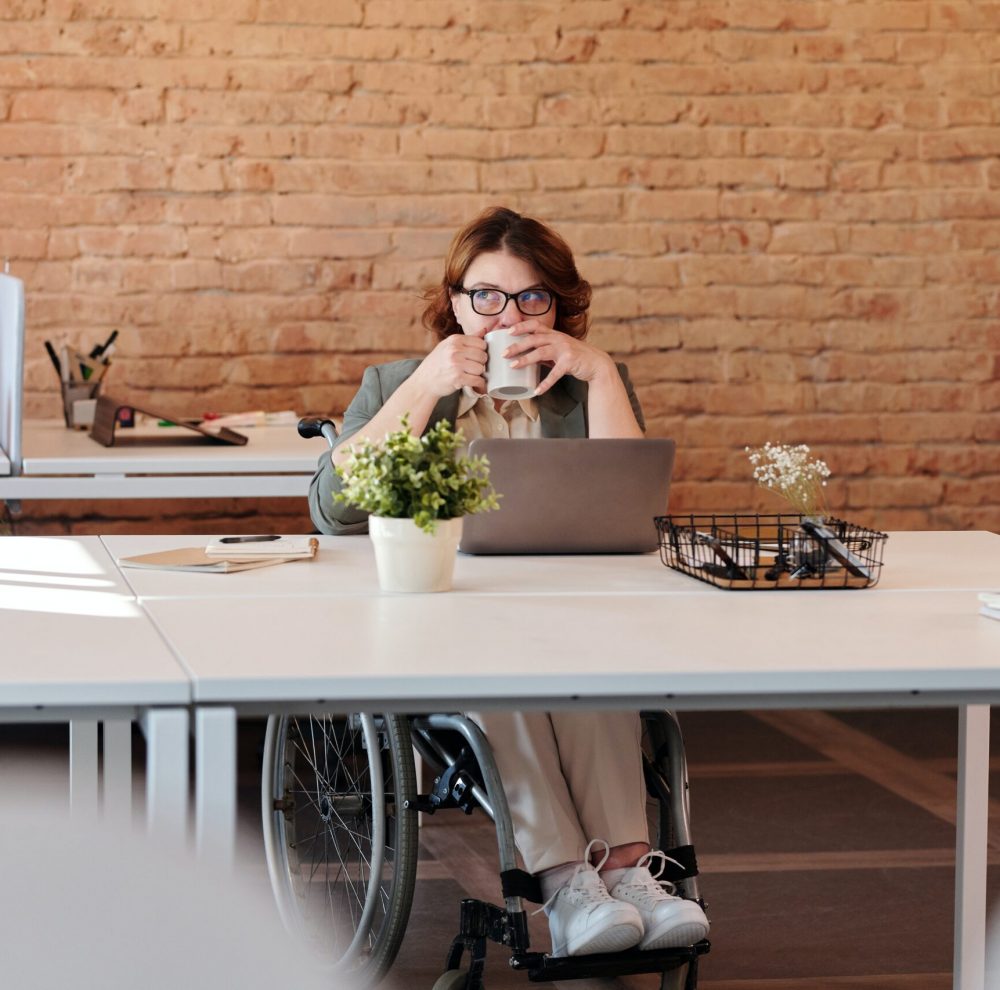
[469,710,649,874]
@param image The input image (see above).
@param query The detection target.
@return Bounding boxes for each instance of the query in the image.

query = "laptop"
[459,438,676,555]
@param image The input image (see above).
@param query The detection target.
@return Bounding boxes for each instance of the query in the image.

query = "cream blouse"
[454,386,543,443]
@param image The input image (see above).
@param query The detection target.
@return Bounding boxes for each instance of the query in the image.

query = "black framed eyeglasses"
[456,286,554,317]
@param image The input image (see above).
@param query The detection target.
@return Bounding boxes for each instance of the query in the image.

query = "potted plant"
[334,416,498,592]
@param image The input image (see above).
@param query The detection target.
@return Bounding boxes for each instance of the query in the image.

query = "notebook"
[118,538,318,574]
[460,438,676,555]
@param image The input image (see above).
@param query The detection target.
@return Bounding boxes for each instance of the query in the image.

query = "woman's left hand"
[503,321,616,397]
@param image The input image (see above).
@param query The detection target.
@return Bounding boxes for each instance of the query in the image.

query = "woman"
[308,207,709,957]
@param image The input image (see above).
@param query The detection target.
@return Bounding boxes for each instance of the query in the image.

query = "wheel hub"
[319,792,367,821]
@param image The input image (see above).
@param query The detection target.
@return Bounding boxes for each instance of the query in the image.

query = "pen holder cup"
[61,381,101,429]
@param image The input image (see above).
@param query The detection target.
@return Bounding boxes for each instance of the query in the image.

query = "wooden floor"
[372,708,999,990]
[6,707,999,988]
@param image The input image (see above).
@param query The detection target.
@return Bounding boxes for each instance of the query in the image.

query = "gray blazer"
[308,358,645,535]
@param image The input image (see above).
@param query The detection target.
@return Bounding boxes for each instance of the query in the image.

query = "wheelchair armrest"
[298,417,338,448]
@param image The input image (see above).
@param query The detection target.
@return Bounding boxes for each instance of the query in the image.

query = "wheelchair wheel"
[262,712,417,985]
[432,968,472,990]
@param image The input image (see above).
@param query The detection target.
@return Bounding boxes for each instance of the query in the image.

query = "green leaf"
[333,414,500,535]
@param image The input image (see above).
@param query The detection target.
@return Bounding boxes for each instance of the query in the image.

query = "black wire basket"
[655,513,888,590]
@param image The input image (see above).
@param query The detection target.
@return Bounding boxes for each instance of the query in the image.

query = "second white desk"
[0,419,327,501]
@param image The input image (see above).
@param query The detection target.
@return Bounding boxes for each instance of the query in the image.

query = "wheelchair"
[261,710,708,990]
[259,421,711,990]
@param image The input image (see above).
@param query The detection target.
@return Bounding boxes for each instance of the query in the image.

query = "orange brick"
[781,161,830,190]
[170,159,226,192]
[10,89,116,123]
[256,0,361,24]
[369,259,439,292]
[832,162,883,192]
[745,129,824,158]
[945,99,994,126]
[373,194,490,226]
[821,191,919,222]
[825,130,920,162]
[883,161,983,189]
[288,228,392,259]
[61,21,182,56]
[624,190,719,222]
[921,62,994,97]
[390,228,457,259]
[606,126,743,158]
[66,156,169,193]
[921,191,1000,220]
[0,0,45,15]
[519,189,622,220]
[719,191,819,222]
[830,2,930,32]
[363,0,479,28]
[269,195,374,227]
[166,196,271,227]
[929,2,1000,30]
[953,221,1000,250]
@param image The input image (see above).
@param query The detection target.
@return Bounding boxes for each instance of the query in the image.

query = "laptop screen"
[460,438,676,555]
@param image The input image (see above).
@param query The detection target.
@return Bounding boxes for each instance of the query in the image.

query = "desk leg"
[101,717,132,825]
[195,707,237,866]
[69,719,98,817]
[140,708,189,846]
[955,704,989,990]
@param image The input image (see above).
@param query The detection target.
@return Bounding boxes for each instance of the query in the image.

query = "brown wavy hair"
[422,206,592,341]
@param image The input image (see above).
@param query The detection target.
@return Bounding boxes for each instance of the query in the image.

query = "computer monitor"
[0,272,25,476]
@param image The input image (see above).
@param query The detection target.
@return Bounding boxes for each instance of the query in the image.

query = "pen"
[44,340,62,380]
[218,534,282,544]
[59,344,71,384]
[90,329,119,361]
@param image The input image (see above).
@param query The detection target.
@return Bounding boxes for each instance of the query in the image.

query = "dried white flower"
[745,442,830,518]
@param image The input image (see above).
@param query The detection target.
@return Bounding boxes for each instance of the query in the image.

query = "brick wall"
[3,0,999,535]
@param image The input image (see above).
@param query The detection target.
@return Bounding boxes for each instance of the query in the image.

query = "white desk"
[0,536,191,840]
[104,530,1000,600]
[0,419,327,501]
[115,529,999,989]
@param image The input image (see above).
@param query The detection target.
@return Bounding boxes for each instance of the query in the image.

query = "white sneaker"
[542,840,644,957]
[605,851,709,950]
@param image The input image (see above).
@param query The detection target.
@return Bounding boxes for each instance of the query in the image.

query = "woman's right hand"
[411,331,488,398]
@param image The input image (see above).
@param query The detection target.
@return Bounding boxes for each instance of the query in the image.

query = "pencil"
[44,340,62,380]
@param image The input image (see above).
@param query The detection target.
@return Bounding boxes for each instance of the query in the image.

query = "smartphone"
[217,535,281,544]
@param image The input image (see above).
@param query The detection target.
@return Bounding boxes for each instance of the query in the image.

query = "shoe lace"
[615,849,686,902]
[636,849,684,880]
[534,838,614,917]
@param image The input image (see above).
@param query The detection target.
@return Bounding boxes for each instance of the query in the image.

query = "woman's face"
[450,250,557,336]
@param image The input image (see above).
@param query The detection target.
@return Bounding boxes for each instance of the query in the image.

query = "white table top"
[118,530,1000,706]
[103,530,1000,601]
[20,419,326,476]
[0,537,190,707]
[142,587,1000,706]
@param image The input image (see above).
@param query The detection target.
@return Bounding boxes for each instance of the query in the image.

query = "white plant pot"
[368,516,463,593]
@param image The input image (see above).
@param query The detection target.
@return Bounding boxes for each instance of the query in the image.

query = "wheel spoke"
[264,713,415,981]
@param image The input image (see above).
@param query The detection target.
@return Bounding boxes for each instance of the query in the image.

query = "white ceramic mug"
[485,329,539,400]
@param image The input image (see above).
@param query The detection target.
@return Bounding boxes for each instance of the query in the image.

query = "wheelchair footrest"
[510,941,710,982]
